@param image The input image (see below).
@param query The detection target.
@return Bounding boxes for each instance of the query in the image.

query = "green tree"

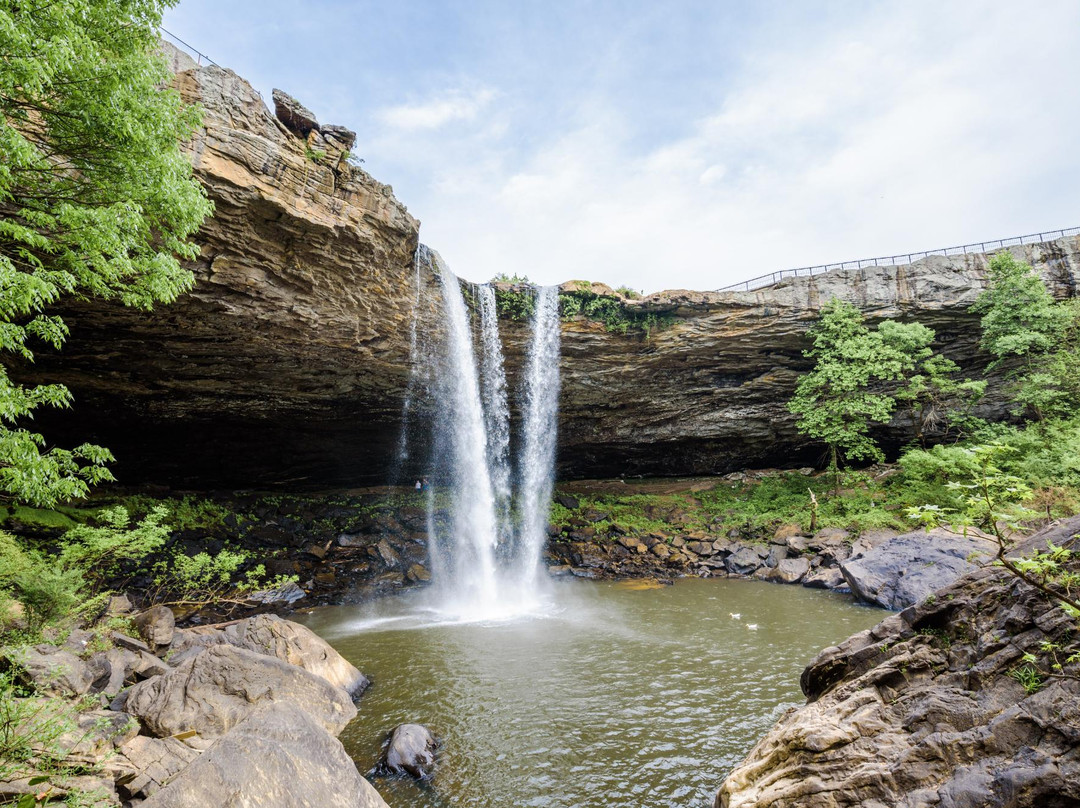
[789,300,906,477]
[0,0,212,507]
[970,253,1073,420]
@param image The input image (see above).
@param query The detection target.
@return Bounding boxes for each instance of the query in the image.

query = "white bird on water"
[729,613,741,620]
[746,623,759,631]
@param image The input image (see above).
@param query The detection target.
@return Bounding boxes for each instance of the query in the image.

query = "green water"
[297,578,882,808]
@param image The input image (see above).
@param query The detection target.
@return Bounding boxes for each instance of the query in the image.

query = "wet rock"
[765,545,789,568]
[687,541,715,556]
[717,516,1080,808]
[802,567,846,590]
[125,644,357,740]
[375,539,401,568]
[554,492,580,510]
[247,580,306,606]
[133,605,176,650]
[764,557,811,584]
[840,530,995,610]
[139,703,388,808]
[725,547,763,576]
[379,723,438,779]
[406,564,431,583]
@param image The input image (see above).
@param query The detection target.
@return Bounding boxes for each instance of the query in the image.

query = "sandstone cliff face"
[7,47,1079,487]
[715,517,1080,808]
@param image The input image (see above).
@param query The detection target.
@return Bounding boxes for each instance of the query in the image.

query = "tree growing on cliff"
[0,0,212,506]
[788,299,939,480]
[970,253,1076,421]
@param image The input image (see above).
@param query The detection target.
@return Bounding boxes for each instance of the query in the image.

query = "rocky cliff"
[7,47,1079,487]
[715,517,1080,807]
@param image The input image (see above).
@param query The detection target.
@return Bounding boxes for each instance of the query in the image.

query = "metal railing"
[717,226,1080,292]
[159,27,220,68]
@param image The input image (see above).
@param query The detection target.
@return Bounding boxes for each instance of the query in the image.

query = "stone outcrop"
[125,644,357,740]
[840,529,996,610]
[379,723,438,779]
[3,615,385,806]
[6,43,1078,487]
[715,517,1080,808]
[139,704,389,808]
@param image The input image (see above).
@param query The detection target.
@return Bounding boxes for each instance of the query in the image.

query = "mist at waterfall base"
[396,251,562,623]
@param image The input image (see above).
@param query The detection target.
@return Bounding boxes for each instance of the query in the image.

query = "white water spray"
[516,286,561,590]
[410,252,562,621]
[477,286,512,546]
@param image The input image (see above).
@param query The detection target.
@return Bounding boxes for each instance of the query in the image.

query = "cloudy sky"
[163,1,1080,292]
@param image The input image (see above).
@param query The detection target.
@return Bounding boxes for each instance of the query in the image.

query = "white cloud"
[376,88,496,130]
[363,2,1080,292]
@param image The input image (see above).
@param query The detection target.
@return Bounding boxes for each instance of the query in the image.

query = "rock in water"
[380,723,438,779]
[716,516,1080,808]
[139,704,388,808]
[840,529,994,610]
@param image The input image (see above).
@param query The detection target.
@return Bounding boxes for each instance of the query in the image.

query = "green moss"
[0,506,79,530]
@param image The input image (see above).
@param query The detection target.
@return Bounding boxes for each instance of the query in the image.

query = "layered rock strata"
[7,43,1078,486]
[715,517,1080,808]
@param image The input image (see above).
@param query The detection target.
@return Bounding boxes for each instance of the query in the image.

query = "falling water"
[515,286,561,590]
[431,265,501,614]
[477,286,512,547]
[408,250,563,620]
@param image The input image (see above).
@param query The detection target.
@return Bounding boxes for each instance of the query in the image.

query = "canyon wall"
[8,48,1080,488]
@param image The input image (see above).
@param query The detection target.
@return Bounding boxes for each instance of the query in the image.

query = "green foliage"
[151,548,295,607]
[0,0,213,507]
[970,253,1075,420]
[491,272,531,284]
[0,507,169,628]
[493,286,537,320]
[558,288,673,335]
[788,300,917,473]
[304,146,327,162]
[614,285,641,299]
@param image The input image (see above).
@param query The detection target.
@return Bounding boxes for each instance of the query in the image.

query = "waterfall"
[515,285,561,589]
[432,264,501,612]
[410,250,562,620]
[477,286,512,548]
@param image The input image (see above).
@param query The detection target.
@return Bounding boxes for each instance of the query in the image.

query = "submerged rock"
[379,723,438,779]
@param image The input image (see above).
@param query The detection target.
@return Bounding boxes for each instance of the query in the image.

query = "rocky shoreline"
[715,516,1080,807]
[2,609,389,807]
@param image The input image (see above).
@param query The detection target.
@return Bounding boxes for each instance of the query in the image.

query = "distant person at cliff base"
[415,480,422,491]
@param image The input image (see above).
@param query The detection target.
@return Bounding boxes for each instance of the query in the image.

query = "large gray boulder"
[840,529,994,610]
[5,645,93,697]
[379,723,438,779]
[125,644,356,740]
[139,704,388,808]
[170,614,369,697]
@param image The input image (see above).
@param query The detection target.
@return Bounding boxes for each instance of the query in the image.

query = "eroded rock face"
[125,644,357,740]
[138,703,389,808]
[716,517,1080,808]
[7,42,1078,487]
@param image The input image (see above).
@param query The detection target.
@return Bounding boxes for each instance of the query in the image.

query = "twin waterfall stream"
[409,249,561,621]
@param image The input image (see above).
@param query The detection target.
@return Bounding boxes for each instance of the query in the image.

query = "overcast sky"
[163,1,1080,292]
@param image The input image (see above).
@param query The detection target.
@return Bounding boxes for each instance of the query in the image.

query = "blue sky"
[163,1,1080,292]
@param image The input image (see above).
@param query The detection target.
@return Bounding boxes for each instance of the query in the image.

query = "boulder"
[725,547,763,576]
[764,557,811,584]
[133,605,175,650]
[170,615,370,697]
[554,492,580,510]
[125,644,357,740]
[379,723,438,779]
[716,516,1080,808]
[801,567,846,590]
[139,704,388,808]
[840,530,995,610]
[6,645,93,697]
[108,735,201,801]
